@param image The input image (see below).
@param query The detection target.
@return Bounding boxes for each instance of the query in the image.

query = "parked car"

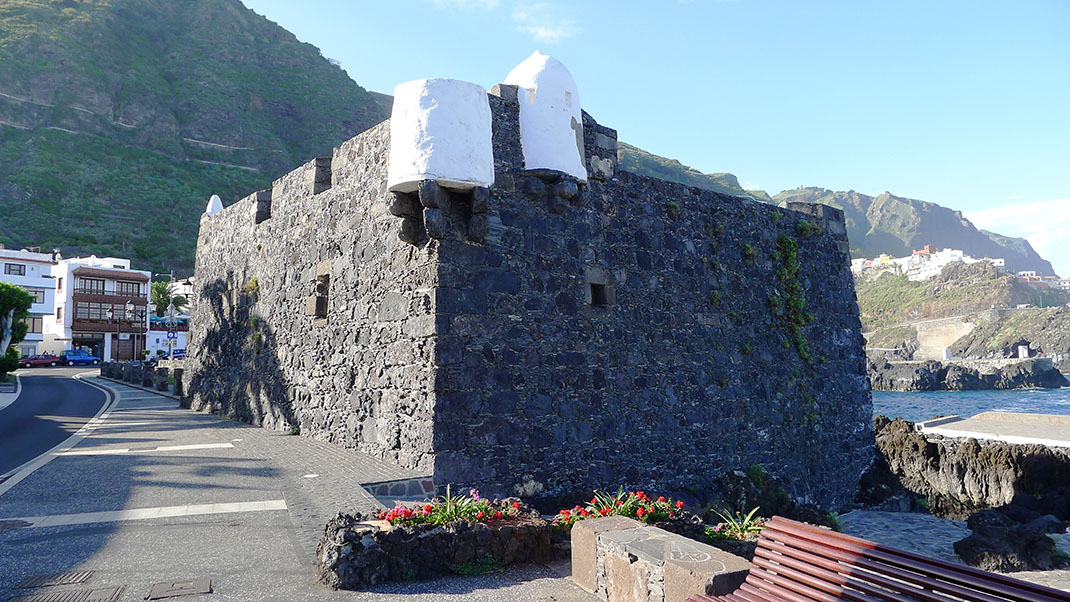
[18,354,61,368]
[60,349,102,366]
[160,349,186,360]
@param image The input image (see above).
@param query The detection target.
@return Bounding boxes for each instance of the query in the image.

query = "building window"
[57,277,63,293]
[25,287,45,304]
[79,278,105,294]
[56,306,63,321]
[22,316,43,334]
[116,281,140,296]
[4,263,25,276]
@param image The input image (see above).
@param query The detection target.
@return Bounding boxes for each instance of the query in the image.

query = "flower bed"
[551,488,705,543]
[704,507,767,560]
[317,489,556,589]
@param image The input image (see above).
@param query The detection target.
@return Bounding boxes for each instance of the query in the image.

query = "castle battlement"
[186,54,870,508]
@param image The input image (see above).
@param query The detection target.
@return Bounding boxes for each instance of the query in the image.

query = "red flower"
[657,496,666,503]
[580,509,589,517]
[512,501,521,510]
[675,500,685,509]
[636,491,646,500]
[616,500,623,507]
[599,507,610,516]
[423,504,433,514]
[560,509,571,517]
[636,507,647,518]
[590,498,597,505]
[476,511,484,520]
[494,511,502,519]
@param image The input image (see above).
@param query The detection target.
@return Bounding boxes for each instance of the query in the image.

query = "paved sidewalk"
[0,374,18,411]
[917,411,1070,448]
[0,375,597,601]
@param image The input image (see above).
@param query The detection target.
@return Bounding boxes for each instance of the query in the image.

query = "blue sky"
[243,0,1069,274]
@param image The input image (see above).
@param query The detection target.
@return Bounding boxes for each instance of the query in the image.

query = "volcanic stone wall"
[186,86,872,509]
[186,120,442,472]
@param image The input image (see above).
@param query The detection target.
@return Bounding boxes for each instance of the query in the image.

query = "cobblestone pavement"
[0,374,598,601]
[840,510,1070,591]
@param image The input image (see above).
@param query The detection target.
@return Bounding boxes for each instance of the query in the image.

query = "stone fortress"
[185,52,873,509]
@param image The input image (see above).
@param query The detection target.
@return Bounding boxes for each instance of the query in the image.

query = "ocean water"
[873,387,1070,422]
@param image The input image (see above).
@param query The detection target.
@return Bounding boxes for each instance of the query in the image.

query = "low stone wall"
[572,516,751,602]
[317,512,555,589]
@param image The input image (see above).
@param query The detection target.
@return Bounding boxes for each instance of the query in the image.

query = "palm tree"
[151,281,188,317]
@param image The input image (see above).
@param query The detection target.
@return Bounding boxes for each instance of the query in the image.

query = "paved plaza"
[0,371,595,601]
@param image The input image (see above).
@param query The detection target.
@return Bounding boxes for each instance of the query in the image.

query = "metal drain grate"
[15,572,94,589]
[8,586,124,602]
[146,580,212,600]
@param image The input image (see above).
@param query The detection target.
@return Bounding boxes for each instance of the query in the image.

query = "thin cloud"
[966,198,1070,277]
[512,3,576,43]
[430,0,500,9]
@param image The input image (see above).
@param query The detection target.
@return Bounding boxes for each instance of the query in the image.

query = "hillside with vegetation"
[773,188,1055,275]
[855,262,1049,331]
[951,308,1070,371]
[616,142,770,200]
[0,0,385,274]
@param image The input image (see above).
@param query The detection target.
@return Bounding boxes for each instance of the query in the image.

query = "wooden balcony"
[71,318,147,334]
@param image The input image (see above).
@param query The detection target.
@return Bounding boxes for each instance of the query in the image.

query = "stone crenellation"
[185,64,872,509]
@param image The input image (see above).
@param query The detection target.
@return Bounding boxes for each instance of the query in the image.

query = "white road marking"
[303,474,319,479]
[0,375,117,494]
[57,443,234,456]
[8,499,288,528]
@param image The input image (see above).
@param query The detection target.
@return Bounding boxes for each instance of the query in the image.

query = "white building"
[43,256,151,360]
[0,246,57,357]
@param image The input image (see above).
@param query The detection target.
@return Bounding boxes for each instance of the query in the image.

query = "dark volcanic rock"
[874,416,1070,519]
[868,358,1068,392]
[954,524,1056,572]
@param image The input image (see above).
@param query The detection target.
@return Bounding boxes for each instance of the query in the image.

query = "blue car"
[61,349,102,366]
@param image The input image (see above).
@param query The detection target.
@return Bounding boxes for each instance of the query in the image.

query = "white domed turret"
[205,194,223,216]
[387,78,495,193]
[504,51,587,182]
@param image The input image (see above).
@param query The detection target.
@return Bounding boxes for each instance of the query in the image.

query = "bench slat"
[763,518,1070,602]
[729,588,776,602]
[741,580,811,602]
[768,517,1070,602]
[760,525,1014,602]
[756,540,964,602]
[753,553,913,602]
[750,562,871,602]
[745,573,837,602]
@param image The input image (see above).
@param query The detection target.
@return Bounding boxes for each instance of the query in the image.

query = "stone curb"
[98,374,180,401]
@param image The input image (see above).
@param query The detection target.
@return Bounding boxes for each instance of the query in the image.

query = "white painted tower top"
[504,51,587,182]
[387,78,495,193]
[205,194,223,216]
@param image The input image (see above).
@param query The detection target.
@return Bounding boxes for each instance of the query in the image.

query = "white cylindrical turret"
[387,78,495,193]
[504,51,587,182]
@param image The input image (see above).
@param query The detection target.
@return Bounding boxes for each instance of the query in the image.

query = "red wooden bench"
[687,516,1070,602]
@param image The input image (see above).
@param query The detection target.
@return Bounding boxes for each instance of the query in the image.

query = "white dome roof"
[504,51,587,182]
[205,194,223,216]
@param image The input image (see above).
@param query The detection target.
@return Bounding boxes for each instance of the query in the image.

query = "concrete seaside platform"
[916,411,1070,448]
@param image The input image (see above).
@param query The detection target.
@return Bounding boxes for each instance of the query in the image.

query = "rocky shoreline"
[867,357,1069,392]
[861,416,1070,571]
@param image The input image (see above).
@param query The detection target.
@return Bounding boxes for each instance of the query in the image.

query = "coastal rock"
[953,524,1055,572]
[867,357,1068,392]
[873,416,1070,519]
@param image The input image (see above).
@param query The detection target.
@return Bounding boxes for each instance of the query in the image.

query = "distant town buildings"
[0,245,57,357]
[851,245,1007,282]
[0,244,189,360]
[46,255,152,360]
[1016,271,1060,290]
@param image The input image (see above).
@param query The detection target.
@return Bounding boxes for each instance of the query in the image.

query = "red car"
[18,354,60,368]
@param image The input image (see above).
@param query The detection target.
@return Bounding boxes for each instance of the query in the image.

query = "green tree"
[0,282,33,377]
[151,280,188,317]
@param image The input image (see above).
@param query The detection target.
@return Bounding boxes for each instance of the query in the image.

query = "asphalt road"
[0,368,106,475]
